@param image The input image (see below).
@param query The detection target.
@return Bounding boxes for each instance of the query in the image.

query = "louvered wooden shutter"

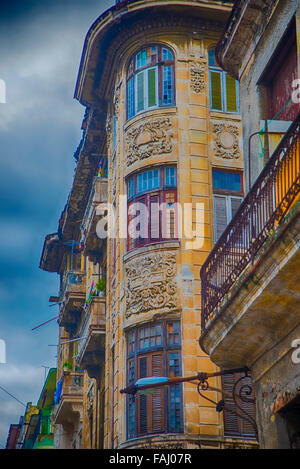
[225,73,238,112]
[230,197,243,220]
[127,200,135,250]
[148,68,157,107]
[150,194,160,241]
[210,70,222,110]
[136,196,148,247]
[214,195,228,242]
[138,357,148,435]
[163,190,177,240]
[137,71,144,112]
[151,353,165,433]
[137,352,165,436]
[222,372,256,438]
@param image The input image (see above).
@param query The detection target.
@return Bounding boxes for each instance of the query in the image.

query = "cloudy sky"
[0,0,113,447]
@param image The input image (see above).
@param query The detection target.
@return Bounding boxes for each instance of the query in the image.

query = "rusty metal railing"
[201,113,300,330]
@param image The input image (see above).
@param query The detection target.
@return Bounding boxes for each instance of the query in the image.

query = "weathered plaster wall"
[238,0,300,191]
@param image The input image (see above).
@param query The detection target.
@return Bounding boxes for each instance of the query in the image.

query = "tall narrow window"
[126,320,183,439]
[209,47,239,113]
[212,169,243,242]
[127,45,175,119]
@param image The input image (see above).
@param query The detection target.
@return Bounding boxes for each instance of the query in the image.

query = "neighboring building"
[14,402,39,449]
[32,368,57,449]
[5,424,21,450]
[6,369,57,450]
[40,0,257,449]
[200,0,300,449]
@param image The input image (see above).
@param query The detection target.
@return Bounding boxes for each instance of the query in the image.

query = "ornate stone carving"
[126,117,173,166]
[190,59,206,94]
[113,83,121,118]
[213,122,241,160]
[138,441,185,449]
[125,251,177,318]
[105,112,111,145]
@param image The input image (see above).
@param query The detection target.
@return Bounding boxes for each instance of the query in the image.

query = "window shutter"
[138,357,148,435]
[214,195,228,242]
[222,372,240,436]
[150,194,160,241]
[137,72,144,112]
[148,68,157,107]
[222,372,256,438]
[127,200,135,250]
[225,73,238,112]
[230,197,243,220]
[151,353,164,433]
[163,190,177,240]
[136,195,148,247]
[210,70,222,110]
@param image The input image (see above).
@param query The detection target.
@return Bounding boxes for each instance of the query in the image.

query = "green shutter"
[137,72,144,112]
[148,68,156,107]
[210,71,222,110]
[226,74,238,112]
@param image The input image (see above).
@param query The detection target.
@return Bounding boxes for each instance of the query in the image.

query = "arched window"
[209,47,239,113]
[127,45,175,119]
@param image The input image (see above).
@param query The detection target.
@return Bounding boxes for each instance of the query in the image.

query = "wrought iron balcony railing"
[59,270,86,302]
[53,372,83,425]
[201,113,300,330]
[76,296,106,368]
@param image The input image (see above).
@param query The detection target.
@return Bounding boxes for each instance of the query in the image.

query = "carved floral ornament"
[105,112,111,144]
[189,59,207,94]
[125,117,173,166]
[213,122,241,160]
[125,251,177,318]
[113,83,121,118]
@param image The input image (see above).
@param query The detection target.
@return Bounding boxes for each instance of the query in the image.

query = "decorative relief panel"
[125,251,177,318]
[113,83,121,118]
[105,112,111,150]
[125,117,173,166]
[189,59,206,94]
[213,122,241,160]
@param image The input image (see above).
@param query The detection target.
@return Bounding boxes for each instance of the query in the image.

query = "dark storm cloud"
[0,0,114,447]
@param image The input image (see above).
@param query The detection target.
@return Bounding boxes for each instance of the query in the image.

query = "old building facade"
[200,0,300,449]
[40,0,257,449]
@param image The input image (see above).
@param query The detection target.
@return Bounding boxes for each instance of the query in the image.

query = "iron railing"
[59,270,86,301]
[201,113,300,330]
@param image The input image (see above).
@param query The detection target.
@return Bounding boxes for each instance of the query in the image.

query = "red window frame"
[127,167,178,250]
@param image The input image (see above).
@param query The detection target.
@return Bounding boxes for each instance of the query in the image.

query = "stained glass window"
[127,45,175,119]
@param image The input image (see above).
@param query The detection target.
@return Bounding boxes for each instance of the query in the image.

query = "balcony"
[58,270,86,332]
[81,176,108,262]
[200,115,300,369]
[76,296,106,376]
[53,372,83,426]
